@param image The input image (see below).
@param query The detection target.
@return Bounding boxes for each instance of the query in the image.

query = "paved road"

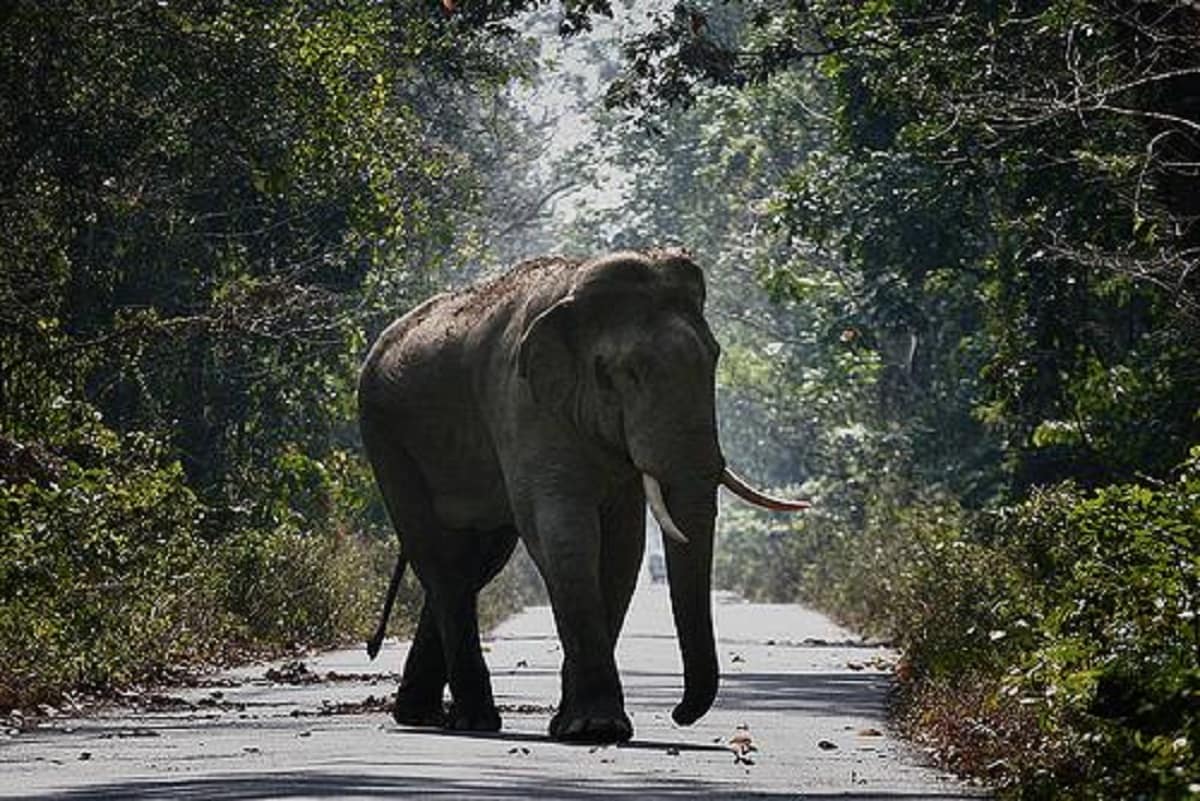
[1,582,984,799]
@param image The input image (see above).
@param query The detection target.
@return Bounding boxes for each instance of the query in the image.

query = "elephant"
[357,248,807,744]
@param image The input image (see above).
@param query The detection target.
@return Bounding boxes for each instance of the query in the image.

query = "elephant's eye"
[594,356,615,392]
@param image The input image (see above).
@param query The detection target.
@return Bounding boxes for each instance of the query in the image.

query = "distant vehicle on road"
[647,552,666,583]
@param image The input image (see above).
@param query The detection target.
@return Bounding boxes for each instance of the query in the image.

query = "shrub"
[215,524,380,650]
[0,424,397,710]
[0,434,225,707]
[988,458,1200,798]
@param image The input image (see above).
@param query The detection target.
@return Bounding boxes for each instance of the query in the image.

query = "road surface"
[1,582,984,799]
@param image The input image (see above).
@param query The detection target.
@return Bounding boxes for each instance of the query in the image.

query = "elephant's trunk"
[661,483,719,726]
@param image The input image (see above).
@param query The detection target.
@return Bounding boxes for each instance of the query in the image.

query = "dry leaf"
[729,724,758,761]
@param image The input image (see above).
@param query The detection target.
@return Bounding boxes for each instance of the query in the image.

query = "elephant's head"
[519,249,808,726]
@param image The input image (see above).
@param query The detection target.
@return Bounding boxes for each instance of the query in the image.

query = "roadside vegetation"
[0,2,548,710]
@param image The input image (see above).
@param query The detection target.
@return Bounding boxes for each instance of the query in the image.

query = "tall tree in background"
[1,1,522,505]
[602,0,1200,494]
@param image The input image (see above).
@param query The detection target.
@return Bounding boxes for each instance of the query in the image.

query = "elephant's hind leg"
[435,526,518,732]
[361,417,517,732]
[394,603,447,727]
[359,422,455,729]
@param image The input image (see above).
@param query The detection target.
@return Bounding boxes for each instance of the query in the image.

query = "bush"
[0,425,395,710]
[0,433,225,707]
[216,524,380,650]
[987,461,1200,798]
[0,417,549,712]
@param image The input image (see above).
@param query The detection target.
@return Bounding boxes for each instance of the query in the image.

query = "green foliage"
[0,427,218,707]
[0,417,399,708]
[0,0,551,709]
[604,0,1200,490]
[988,464,1200,798]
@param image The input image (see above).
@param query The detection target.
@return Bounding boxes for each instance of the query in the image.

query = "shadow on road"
[717,671,893,718]
[390,726,729,754]
[618,670,892,719]
[32,771,983,801]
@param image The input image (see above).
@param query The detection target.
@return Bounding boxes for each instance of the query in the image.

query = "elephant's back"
[456,255,581,320]
[357,291,460,421]
[358,255,586,420]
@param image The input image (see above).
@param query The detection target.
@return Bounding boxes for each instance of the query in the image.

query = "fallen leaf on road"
[78,752,91,761]
[143,693,198,711]
[818,739,839,750]
[731,653,745,663]
[846,661,865,671]
[857,728,883,737]
[729,724,757,765]
[322,671,399,683]
[265,661,319,685]
[497,703,554,715]
[99,728,160,739]
[294,694,393,717]
[666,746,680,756]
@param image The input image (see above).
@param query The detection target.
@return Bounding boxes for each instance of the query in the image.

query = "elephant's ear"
[518,296,577,407]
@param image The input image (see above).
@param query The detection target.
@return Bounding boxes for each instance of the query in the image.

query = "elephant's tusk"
[720,467,811,511]
[642,473,689,544]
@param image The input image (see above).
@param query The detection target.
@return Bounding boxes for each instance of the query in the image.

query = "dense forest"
[1,2,1197,798]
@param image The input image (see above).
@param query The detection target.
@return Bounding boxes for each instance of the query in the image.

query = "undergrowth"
[0,425,539,712]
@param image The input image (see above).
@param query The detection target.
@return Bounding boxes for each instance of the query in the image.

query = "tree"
[0,0,546,703]
[602,0,1200,490]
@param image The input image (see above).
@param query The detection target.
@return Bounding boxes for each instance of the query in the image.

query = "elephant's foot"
[444,702,501,732]
[392,687,446,728]
[549,705,633,744]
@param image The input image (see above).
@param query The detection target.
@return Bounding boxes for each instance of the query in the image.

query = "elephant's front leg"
[536,502,633,744]
[599,480,647,648]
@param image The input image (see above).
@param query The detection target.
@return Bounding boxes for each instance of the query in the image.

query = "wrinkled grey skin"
[358,249,724,743]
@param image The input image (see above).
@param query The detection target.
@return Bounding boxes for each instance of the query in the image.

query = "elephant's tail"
[366,551,407,660]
